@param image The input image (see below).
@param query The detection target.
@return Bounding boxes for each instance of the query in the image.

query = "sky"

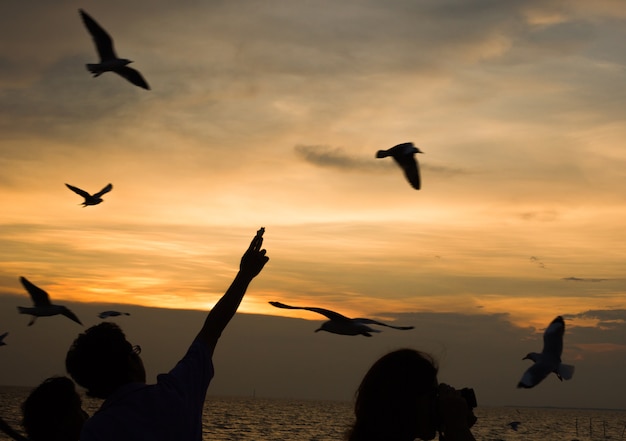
[1,0,626,410]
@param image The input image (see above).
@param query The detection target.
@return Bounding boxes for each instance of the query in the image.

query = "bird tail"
[86,64,102,77]
[17,306,28,314]
[558,363,575,380]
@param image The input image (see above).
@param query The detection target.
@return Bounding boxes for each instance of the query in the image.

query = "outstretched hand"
[239,227,269,278]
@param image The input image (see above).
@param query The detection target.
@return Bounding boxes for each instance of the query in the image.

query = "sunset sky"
[1,0,626,410]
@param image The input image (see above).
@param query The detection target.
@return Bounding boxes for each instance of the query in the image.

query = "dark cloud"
[564,309,626,347]
[566,309,626,328]
[529,255,546,269]
[1,292,625,408]
[519,210,560,222]
[562,276,609,282]
[294,144,472,177]
[0,55,154,144]
[294,145,384,172]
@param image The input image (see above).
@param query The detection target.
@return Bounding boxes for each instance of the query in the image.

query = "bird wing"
[98,310,122,318]
[396,155,421,190]
[558,363,575,380]
[353,318,414,330]
[114,67,150,90]
[62,308,83,326]
[269,301,349,321]
[517,359,552,388]
[542,316,564,358]
[93,183,113,198]
[20,277,51,307]
[79,9,117,61]
[0,332,8,341]
[65,183,91,198]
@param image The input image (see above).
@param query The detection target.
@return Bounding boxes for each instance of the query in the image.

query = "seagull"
[508,421,521,431]
[376,142,424,190]
[65,183,113,206]
[98,310,130,319]
[79,9,150,90]
[17,277,83,326]
[517,316,575,388]
[269,301,414,337]
[0,332,8,346]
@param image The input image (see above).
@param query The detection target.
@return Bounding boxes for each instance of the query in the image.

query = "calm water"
[1,386,625,440]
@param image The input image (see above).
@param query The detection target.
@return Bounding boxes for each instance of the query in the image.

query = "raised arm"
[195,228,269,354]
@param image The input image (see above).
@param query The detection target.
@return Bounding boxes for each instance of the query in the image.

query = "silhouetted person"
[22,376,88,441]
[0,376,88,441]
[345,349,477,441]
[66,228,269,441]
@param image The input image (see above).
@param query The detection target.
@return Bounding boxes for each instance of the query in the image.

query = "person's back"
[66,229,269,441]
[71,329,212,440]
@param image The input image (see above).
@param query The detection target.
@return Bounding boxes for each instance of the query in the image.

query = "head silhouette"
[346,349,439,441]
[21,376,88,441]
[66,322,145,399]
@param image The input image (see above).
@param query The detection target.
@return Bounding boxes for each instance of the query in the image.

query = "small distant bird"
[508,421,521,431]
[65,183,113,206]
[517,316,575,388]
[98,310,130,319]
[269,301,414,337]
[79,9,150,90]
[376,142,424,190]
[0,332,8,346]
[18,277,83,326]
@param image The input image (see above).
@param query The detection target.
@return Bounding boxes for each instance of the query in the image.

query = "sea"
[1,386,625,441]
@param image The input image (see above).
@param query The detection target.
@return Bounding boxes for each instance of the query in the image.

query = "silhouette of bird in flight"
[376,142,423,190]
[0,332,8,346]
[507,421,521,431]
[79,9,150,90]
[18,277,83,326]
[98,310,130,319]
[517,316,575,388]
[269,301,414,337]
[65,183,113,206]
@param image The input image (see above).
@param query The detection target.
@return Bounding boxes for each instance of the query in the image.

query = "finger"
[248,234,262,251]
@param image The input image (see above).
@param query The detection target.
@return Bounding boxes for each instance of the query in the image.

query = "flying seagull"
[517,316,575,388]
[65,183,113,206]
[0,332,8,346]
[18,277,83,326]
[98,310,130,319]
[269,301,414,337]
[79,9,150,90]
[507,421,521,431]
[376,142,423,190]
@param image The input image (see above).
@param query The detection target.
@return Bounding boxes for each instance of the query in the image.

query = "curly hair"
[346,349,439,441]
[65,322,135,398]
